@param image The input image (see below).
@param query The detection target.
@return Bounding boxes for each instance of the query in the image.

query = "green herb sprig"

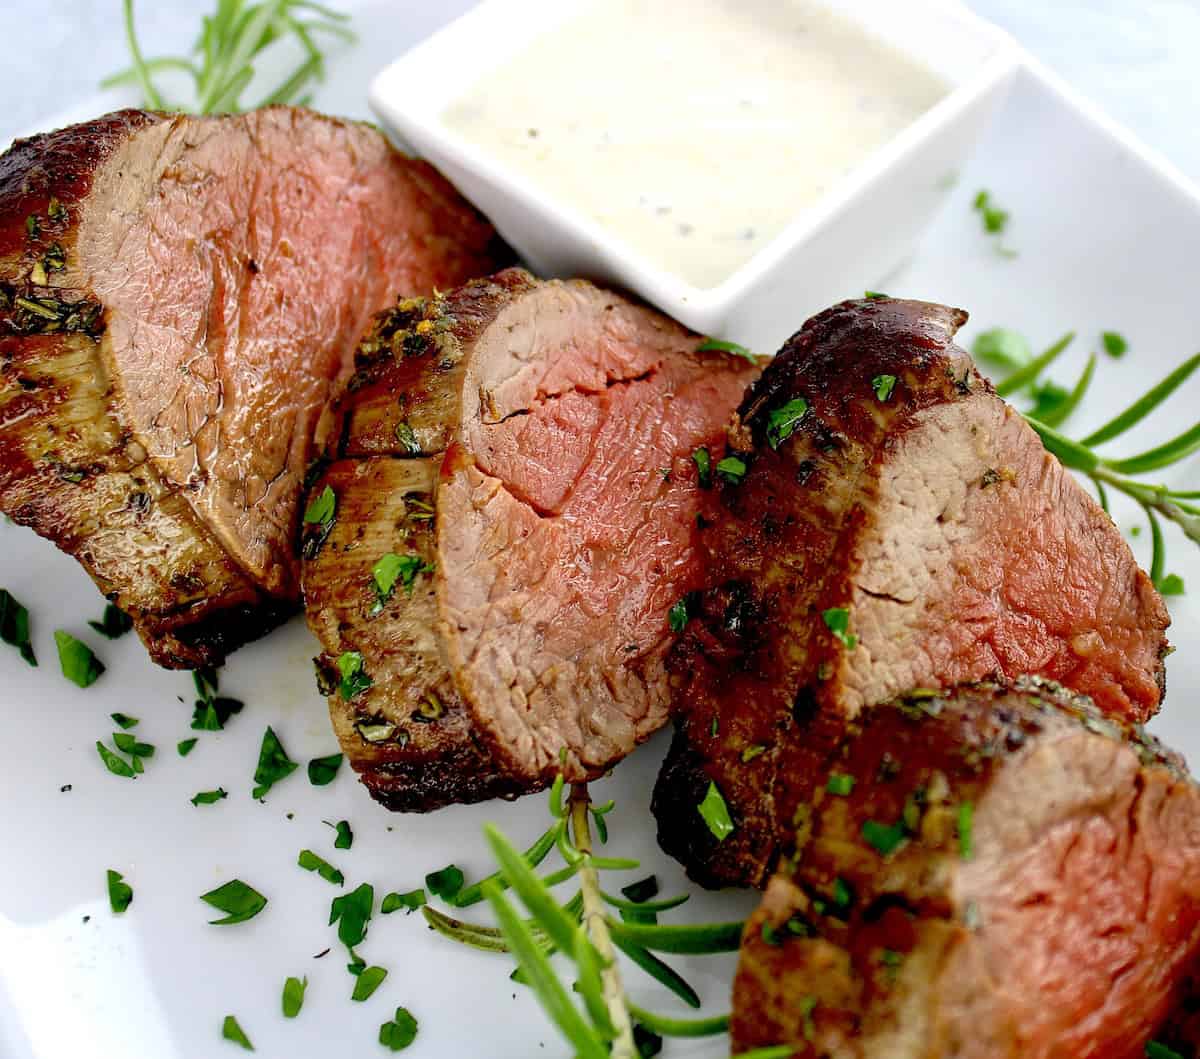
[105,0,355,114]
[419,777,743,1057]
[974,329,1198,590]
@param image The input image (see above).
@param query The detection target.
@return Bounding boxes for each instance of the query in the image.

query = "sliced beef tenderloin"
[302,268,761,810]
[0,108,507,667]
[652,292,1166,888]
[730,679,1200,1059]
[653,296,1170,888]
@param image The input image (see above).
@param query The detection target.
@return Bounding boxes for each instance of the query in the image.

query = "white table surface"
[3,1,1199,184]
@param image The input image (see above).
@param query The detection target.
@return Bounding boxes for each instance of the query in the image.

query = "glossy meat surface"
[731,680,1200,1059]
[653,297,1170,888]
[302,269,761,809]
[0,108,506,666]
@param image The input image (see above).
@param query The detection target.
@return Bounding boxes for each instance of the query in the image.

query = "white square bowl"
[370,1,1022,351]
[370,0,1021,350]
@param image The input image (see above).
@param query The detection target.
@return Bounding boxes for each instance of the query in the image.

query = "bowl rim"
[370,0,1024,325]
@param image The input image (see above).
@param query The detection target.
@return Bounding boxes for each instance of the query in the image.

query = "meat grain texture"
[731,680,1200,1059]
[0,108,506,667]
[653,297,1171,888]
[301,269,762,810]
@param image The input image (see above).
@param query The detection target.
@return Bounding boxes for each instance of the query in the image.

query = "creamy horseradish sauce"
[443,0,949,289]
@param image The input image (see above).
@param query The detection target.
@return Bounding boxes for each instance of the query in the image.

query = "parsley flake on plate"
[221,1015,254,1051]
[425,864,464,901]
[827,773,855,796]
[96,740,137,779]
[307,752,343,786]
[113,732,154,758]
[872,373,897,402]
[177,738,198,757]
[862,819,907,856]
[715,455,747,484]
[251,726,298,800]
[330,819,354,849]
[0,588,37,666]
[191,787,228,807]
[54,630,104,687]
[282,976,307,1019]
[379,1007,419,1051]
[1102,330,1129,358]
[111,712,139,729]
[696,337,757,364]
[381,889,427,914]
[106,869,132,914]
[691,446,712,488]
[352,965,388,1002]
[372,552,434,609]
[88,604,133,639]
[298,849,344,886]
[330,883,374,947]
[201,879,267,925]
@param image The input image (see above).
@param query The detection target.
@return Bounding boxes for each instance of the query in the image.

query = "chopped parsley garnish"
[299,849,344,886]
[862,819,907,856]
[371,552,434,609]
[1158,573,1186,596]
[191,695,244,731]
[765,397,809,449]
[54,630,104,687]
[972,189,1009,233]
[337,651,372,701]
[379,1007,419,1051]
[697,781,734,842]
[381,889,427,914]
[330,819,354,850]
[691,446,712,488]
[330,882,374,947]
[1102,331,1129,358]
[352,965,388,1001]
[715,455,747,484]
[826,773,855,797]
[88,604,133,639]
[221,1015,254,1051]
[301,484,337,557]
[107,869,133,914]
[1146,1043,1185,1059]
[303,485,336,526]
[831,877,853,909]
[191,787,228,807]
[425,864,465,901]
[822,607,858,650]
[251,726,298,800]
[741,744,767,763]
[0,588,36,666]
[863,290,888,300]
[696,337,757,364]
[178,738,198,757]
[111,712,139,729]
[957,802,974,860]
[96,740,137,779]
[201,879,268,925]
[667,597,691,633]
[113,732,154,758]
[395,421,420,455]
[872,374,897,402]
[307,753,343,786]
[282,976,307,1019]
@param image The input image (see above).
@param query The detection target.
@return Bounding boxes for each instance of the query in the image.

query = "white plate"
[2,5,1199,1058]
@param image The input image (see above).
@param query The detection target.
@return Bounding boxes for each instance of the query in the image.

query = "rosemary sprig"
[975,327,1198,589]
[104,0,355,114]
[418,775,744,1056]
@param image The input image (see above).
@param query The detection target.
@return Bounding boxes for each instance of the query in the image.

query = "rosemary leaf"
[625,1003,730,1038]
[1082,353,1200,446]
[451,824,560,908]
[607,919,744,955]
[995,332,1074,397]
[483,882,609,1059]
[611,935,701,1009]
[1101,420,1200,475]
